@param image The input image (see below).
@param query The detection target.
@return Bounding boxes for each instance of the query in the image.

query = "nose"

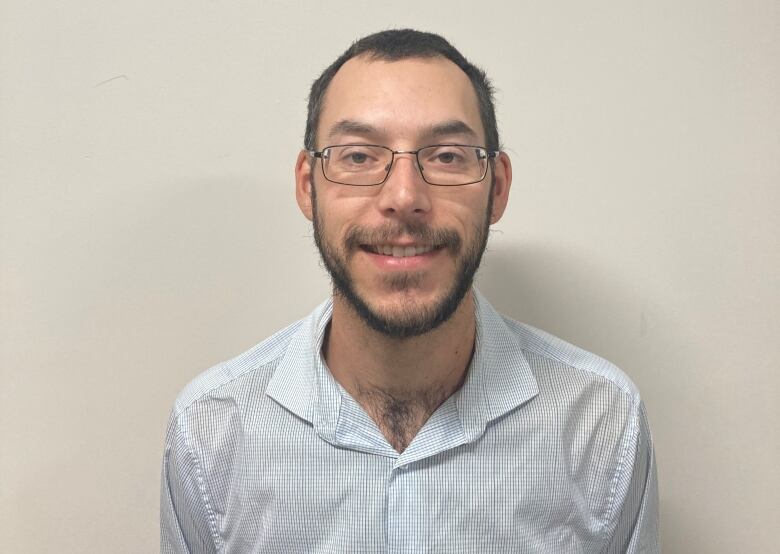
[375,152,432,218]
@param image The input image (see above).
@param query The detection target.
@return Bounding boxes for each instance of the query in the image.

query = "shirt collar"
[265,298,334,425]
[266,289,539,449]
[457,289,539,441]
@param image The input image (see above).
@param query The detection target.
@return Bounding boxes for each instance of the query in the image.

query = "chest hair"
[355,386,450,453]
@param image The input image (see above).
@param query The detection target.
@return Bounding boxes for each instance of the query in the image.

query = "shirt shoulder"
[500,314,641,404]
[170,318,305,418]
[493,315,658,552]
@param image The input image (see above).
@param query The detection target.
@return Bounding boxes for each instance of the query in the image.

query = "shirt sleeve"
[605,400,660,553]
[160,412,219,554]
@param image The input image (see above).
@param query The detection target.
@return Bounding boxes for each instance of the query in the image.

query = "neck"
[323,291,476,452]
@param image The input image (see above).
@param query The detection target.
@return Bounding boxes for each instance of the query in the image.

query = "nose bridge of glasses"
[386,149,423,176]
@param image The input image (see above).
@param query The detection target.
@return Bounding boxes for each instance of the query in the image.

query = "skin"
[295,55,512,452]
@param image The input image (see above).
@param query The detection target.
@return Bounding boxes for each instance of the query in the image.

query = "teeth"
[370,244,436,257]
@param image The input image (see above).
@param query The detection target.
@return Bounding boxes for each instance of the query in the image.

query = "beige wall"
[1,1,778,552]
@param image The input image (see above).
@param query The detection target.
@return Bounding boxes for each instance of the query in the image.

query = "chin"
[341,279,469,339]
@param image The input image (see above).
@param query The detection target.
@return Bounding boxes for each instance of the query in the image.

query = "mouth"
[360,244,442,258]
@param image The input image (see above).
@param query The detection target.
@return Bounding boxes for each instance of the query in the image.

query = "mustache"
[344,221,461,252]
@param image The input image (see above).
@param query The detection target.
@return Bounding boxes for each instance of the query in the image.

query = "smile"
[361,244,440,258]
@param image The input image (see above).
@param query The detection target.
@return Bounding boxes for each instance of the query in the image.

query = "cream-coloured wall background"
[1,1,778,552]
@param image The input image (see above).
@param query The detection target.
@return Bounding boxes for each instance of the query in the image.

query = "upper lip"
[360,237,435,248]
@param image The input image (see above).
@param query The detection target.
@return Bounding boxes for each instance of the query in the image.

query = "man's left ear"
[295,150,314,221]
[489,151,512,224]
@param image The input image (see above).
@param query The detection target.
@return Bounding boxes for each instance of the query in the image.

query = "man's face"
[296,55,510,338]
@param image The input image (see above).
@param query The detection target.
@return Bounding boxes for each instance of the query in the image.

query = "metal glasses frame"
[308,144,500,186]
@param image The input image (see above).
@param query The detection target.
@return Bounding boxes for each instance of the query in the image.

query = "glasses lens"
[323,145,392,186]
[418,146,487,185]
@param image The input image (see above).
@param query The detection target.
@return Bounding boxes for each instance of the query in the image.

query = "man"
[161,29,658,553]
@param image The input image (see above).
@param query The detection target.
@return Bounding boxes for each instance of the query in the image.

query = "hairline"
[304,32,500,153]
[317,53,483,146]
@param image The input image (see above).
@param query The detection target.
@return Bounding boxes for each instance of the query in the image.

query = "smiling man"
[161,29,659,553]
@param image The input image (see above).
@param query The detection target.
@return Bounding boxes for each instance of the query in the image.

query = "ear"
[295,150,314,221]
[489,151,512,224]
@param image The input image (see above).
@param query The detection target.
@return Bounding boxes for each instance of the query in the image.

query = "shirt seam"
[521,348,636,405]
[521,344,635,398]
[177,417,224,552]
[174,352,286,419]
[504,314,637,398]
[172,318,306,418]
[597,395,640,550]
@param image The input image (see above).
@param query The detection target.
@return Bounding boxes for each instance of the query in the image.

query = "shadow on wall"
[476,239,643,362]
[477,238,670,374]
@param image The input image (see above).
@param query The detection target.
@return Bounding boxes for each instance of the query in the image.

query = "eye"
[335,147,377,166]
[436,151,459,164]
[348,152,369,164]
[423,146,469,166]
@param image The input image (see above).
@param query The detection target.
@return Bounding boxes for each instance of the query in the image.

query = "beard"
[311,183,493,339]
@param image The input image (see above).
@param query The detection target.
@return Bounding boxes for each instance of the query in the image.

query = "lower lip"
[360,247,444,270]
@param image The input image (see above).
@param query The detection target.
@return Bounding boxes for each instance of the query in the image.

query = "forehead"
[318,55,485,146]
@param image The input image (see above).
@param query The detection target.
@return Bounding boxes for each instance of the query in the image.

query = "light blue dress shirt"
[161,290,658,553]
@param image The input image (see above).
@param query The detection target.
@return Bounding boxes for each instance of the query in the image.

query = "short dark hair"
[304,29,500,152]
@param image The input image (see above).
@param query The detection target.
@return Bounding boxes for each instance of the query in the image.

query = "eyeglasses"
[309,144,499,186]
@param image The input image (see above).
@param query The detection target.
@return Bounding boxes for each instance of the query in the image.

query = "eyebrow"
[424,120,479,142]
[326,119,383,141]
[324,118,480,144]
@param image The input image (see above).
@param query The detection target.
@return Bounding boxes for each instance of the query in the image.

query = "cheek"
[314,203,362,251]
[319,193,375,230]
[439,196,490,229]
